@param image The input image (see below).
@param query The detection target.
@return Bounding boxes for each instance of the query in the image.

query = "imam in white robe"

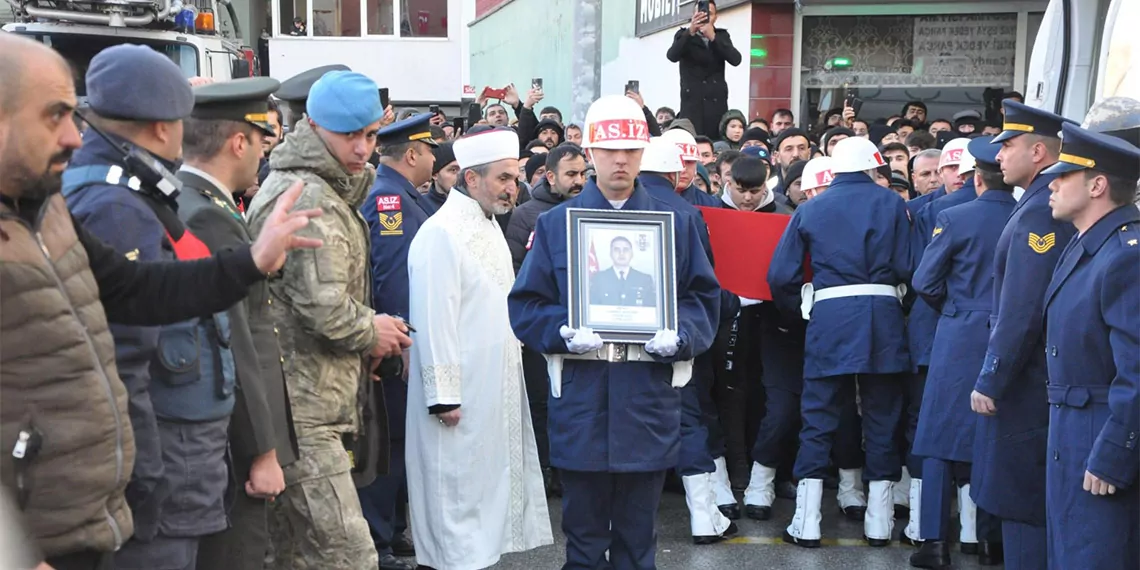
[405,189,553,570]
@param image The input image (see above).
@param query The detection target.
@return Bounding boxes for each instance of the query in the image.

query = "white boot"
[959,483,977,546]
[784,478,823,547]
[837,468,867,519]
[743,462,777,507]
[712,456,736,507]
[683,473,731,542]
[902,478,923,545]
[864,480,895,545]
[895,466,911,509]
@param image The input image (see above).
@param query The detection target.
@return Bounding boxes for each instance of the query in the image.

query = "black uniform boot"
[910,540,952,569]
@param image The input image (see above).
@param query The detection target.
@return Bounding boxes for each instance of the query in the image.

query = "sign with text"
[912,14,1017,85]
[635,0,748,38]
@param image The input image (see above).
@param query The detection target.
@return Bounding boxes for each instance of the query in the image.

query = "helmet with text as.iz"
[641,137,685,173]
[660,128,701,162]
[583,95,651,150]
[802,156,836,192]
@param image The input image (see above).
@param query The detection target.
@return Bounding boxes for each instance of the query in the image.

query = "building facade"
[469,0,1051,129]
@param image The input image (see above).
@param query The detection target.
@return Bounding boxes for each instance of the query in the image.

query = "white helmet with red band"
[831,136,887,174]
[938,137,971,170]
[583,95,651,150]
[801,156,835,191]
[641,137,685,173]
[660,128,701,162]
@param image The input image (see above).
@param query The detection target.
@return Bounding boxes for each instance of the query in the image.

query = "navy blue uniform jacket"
[361,164,431,438]
[507,179,720,472]
[1043,205,1139,568]
[970,171,1075,525]
[912,190,1015,462]
[768,172,912,379]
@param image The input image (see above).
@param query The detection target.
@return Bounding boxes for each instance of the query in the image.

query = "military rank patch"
[379,212,403,236]
[525,231,534,251]
[1128,239,1137,247]
[932,227,943,237]
[1028,232,1056,254]
[125,248,140,261]
[377,195,401,212]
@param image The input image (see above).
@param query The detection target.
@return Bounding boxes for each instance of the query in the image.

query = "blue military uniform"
[356,113,437,566]
[769,168,912,546]
[509,178,720,569]
[971,101,1078,569]
[911,137,1011,555]
[638,173,738,532]
[1040,125,1140,570]
[64,45,232,570]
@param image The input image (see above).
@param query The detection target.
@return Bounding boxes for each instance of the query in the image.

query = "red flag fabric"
[697,207,793,300]
[588,239,599,276]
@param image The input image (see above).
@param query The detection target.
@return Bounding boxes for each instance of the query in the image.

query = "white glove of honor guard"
[560,325,603,354]
[644,329,681,358]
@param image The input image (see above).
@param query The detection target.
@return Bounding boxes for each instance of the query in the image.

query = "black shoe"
[898,526,923,547]
[663,470,685,495]
[745,504,771,521]
[895,504,911,519]
[379,553,414,570]
[781,529,821,548]
[909,540,951,569]
[839,505,867,521]
[390,533,416,557]
[977,541,1004,566]
[865,535,891,547]
[718,503,741,520]
[774,480,798,500]
[960,542,978,555]
[693,521,738,545]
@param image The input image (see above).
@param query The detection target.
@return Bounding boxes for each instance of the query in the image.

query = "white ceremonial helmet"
[801,156,836,192]
[957,144,978,176]
[582,95,651,150]
[660,128,701,162]
[641,137,684,173]
[830,136,887,174]
[938,137,972,170]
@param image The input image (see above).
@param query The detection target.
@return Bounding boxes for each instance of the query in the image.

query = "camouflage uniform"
[247,119,378,570]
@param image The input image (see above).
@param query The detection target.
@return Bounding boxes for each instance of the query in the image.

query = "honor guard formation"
[0,5,1137,570]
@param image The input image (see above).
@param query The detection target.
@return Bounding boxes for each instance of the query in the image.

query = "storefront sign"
[635,0,748,38]
[912,14,1017,84]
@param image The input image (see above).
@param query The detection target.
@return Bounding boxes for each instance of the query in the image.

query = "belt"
[1046,385,1111,408]
[800,283,907,320]
[544,344,694,398]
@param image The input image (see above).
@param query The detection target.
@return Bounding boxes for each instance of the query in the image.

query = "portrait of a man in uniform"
[589,235,658,307]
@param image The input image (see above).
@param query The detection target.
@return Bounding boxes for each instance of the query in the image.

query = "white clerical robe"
[405,189,553,570]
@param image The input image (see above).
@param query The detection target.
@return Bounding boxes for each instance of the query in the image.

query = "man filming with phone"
[666,0,742,138]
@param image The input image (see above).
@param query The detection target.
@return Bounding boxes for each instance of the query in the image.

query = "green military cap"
[192,77,281,135]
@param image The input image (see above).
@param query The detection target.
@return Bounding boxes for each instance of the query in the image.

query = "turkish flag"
[697,207,796,301]
[588,239,599,276]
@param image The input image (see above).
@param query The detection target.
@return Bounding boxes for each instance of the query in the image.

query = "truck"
[3,0,258,96]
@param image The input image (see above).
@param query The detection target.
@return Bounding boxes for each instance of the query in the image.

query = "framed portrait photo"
[566,208,679,344]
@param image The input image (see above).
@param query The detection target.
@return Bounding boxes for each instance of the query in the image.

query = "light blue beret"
[306,71,383,133]
[85,44,194,121]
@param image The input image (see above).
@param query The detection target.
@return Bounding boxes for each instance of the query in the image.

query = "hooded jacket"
[246,120,388,479]
[718,109,747,148]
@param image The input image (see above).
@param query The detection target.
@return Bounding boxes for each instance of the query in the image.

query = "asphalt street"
[477,488,1002,570]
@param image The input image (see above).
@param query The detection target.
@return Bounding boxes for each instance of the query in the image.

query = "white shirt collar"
[179,165,236,209]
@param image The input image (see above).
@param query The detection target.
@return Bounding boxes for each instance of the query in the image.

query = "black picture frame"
[566,208,679,344]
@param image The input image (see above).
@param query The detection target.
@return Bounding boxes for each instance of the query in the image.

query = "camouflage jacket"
[247,120,377,438]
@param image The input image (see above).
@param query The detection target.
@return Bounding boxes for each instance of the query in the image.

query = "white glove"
[560,325,603,354]
[738,296,763,307]
[645,329,681,358]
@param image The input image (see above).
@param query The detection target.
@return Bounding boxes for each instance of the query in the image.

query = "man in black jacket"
[503,143,586,496]
[666,0,743,138]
